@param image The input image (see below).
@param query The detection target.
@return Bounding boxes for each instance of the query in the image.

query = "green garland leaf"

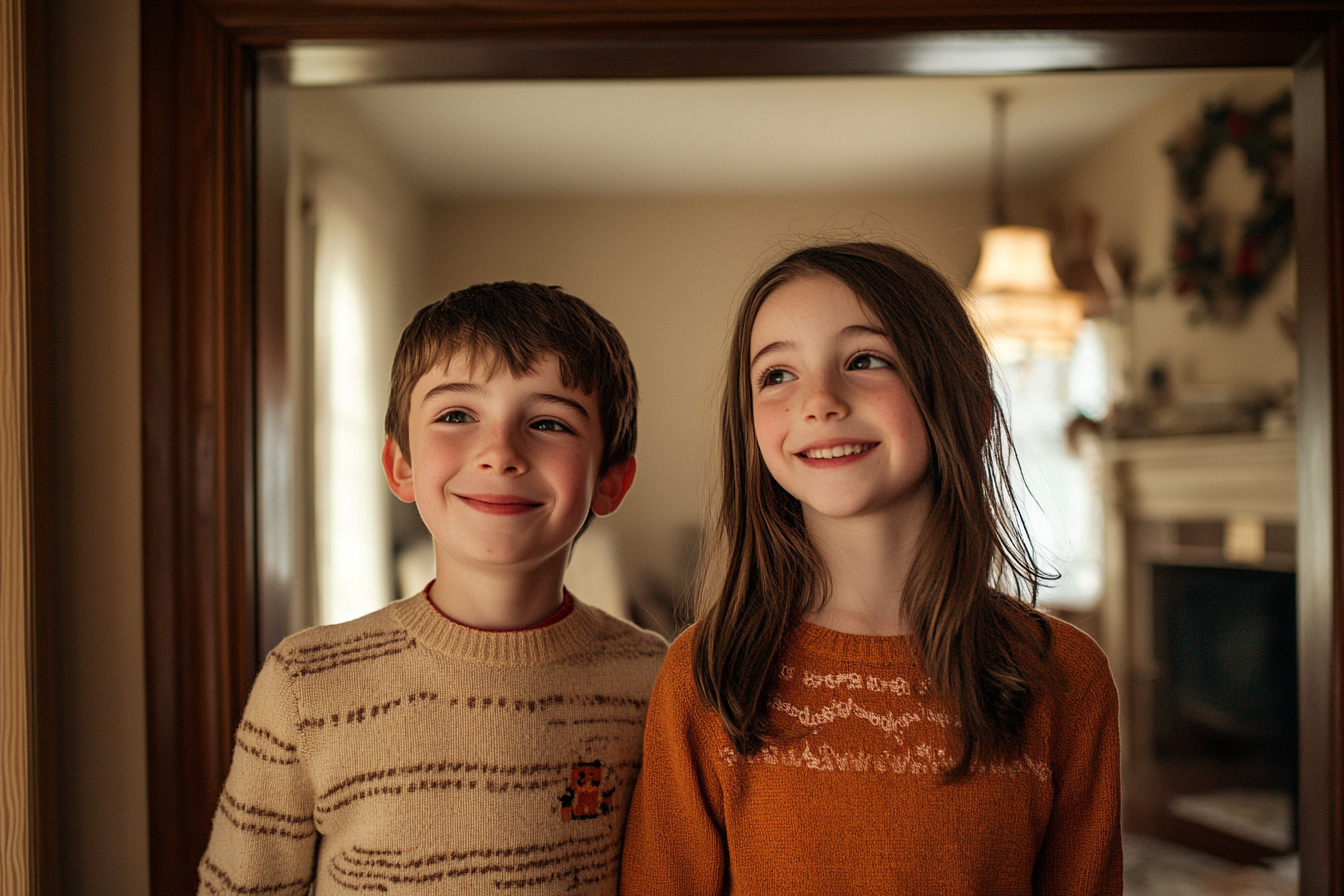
[1164,90,1293,325]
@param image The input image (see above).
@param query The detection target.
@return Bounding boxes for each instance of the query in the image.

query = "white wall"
[47,0,149,890]
[289,89,435,326]
[427,193,994,595]
[1053,69,1296,400]
[289,90,435,618]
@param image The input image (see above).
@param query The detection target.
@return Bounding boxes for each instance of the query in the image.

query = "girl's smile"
[749,272,933,526]
[796,439,879,462]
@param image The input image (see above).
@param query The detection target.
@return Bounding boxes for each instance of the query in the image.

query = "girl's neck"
[800,485,932,637]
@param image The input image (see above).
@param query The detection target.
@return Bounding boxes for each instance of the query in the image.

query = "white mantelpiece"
[1103,432,1297,523]
[1097,431,1297,772]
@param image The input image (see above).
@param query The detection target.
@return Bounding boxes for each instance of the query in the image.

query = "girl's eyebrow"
[841,324,889,340]
[749,325,890,369]
[749,340,791,370]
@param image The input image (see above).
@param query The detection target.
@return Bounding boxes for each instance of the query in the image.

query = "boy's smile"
[455,493,544,515]
[382,352,634,619]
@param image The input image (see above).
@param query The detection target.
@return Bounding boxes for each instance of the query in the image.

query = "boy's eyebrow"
[420,382,590,419]
[749,326,888,369]
[535,393,591,419]
[421,381,482,404]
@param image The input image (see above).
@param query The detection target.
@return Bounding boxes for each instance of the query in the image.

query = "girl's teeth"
[807,444,869,459]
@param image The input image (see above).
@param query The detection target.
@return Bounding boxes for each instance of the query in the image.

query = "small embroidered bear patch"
[559,761,614,821]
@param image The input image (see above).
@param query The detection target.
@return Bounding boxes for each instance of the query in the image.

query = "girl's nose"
[800,372,849,421]
[476,425,528,474]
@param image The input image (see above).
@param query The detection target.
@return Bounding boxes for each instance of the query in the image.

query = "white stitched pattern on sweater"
[789,665,931,696]
[803,670,865,690]
[716,740,1050,781]
[769,696,925,740]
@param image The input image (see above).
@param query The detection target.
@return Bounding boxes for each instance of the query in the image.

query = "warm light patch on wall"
[1224,512,1267,565]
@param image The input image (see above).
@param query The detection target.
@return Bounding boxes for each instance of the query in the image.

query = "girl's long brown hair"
[691,241,1060,779]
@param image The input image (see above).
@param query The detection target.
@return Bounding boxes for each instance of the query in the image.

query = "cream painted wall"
[1053,69,1297,400]
[427,194,992,596]
[288,90,435,622]
[47,0,149,891]
[290,90,435,326]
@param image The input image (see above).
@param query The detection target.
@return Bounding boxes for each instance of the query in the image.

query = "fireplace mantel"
[1096,431,1298,779]
[1096,431,1300,861]
[1103,432,1297,523]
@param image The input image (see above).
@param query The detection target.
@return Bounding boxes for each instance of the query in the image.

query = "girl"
[620,242,1121,895]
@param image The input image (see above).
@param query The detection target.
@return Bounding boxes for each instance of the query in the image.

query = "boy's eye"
[438,409,476,424]
[531,419,572,433]
[759,368,797,388]
[849,353,892,371]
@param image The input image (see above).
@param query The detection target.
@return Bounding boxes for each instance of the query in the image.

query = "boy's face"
[383,352,635,577]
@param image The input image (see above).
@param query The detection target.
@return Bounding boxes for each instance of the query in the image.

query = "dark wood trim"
[24,0,57,890]
[273,31,1321,85]
[200,1,1344,43]
[1295,25,1344,896]
[141,5,1344,896]
[141,2,257,892]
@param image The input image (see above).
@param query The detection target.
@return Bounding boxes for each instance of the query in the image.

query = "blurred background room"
[273,67,1299,894]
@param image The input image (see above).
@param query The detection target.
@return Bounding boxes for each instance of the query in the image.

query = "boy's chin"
[440,541,575,573]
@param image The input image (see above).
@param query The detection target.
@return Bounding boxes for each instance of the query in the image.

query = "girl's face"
[748,273,933,526]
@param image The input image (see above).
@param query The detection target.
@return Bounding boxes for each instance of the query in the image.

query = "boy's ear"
[382,436,417,504]
[590,456,636,517]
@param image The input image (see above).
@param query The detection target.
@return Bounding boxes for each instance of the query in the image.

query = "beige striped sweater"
[198,591,667,896]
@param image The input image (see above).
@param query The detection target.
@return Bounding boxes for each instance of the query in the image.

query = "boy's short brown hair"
[385,281,638,473]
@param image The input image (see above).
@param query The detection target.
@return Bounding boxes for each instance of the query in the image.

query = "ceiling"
[334,70,1222,200]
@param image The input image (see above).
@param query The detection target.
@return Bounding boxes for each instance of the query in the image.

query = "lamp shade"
[968,225,1085,356]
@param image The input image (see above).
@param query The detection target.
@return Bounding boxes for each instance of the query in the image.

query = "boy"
[199,282,667,895]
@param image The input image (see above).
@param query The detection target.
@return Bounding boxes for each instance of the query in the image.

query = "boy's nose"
[475,425,528,473]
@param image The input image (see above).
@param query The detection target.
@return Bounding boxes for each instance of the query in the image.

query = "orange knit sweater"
[620,616,1121,896]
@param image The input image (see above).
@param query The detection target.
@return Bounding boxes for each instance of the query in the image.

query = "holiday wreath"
[1165,90,1293,324]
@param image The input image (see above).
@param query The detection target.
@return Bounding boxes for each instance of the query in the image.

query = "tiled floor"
[1124,833,1297,896]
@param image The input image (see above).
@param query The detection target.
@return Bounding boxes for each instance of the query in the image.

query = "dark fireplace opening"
[1151,564,1297,766]
[1145,562,1299,855]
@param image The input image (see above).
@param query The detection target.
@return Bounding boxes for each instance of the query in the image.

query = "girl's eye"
[849,353,892,371]
[759,368,797,388]
[531,419,572,433]
[438,409,476,424]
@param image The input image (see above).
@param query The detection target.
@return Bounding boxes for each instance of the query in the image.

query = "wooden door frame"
[141,3,1344,894]
[5,0,55,893]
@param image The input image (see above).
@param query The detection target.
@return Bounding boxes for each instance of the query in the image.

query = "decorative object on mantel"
[1165,90,1293,326]
[1105,366,1296,440]
[1275,306,1297,345]
[968,92,1085,357]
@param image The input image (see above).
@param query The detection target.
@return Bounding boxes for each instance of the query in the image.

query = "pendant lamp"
[968,93,1084,357]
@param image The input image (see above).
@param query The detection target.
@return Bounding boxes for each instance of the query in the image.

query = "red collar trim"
[421,580,575,632]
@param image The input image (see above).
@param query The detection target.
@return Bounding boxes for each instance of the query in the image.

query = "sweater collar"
[391,587,604,669]
[787,618,919,667]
